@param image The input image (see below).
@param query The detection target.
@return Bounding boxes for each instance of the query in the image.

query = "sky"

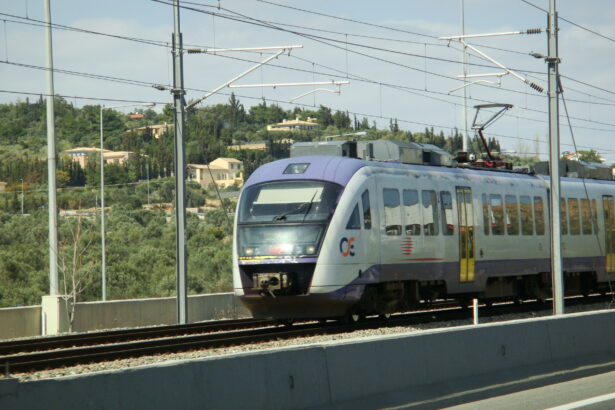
[1,0,615,162]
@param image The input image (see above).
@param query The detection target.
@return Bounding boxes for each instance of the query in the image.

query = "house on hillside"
[64,147,134,167]
[188,158,243,190]
[228,138,294,151]
[125,123,173,139]
[562,150,605,163]
[228,141,268,151]
[267,116,318,132]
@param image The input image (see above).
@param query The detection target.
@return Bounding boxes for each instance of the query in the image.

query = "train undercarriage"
[242,266,608,322]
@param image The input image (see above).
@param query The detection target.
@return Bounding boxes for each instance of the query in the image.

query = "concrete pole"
[44,0,58,295]
[146,158,150,207]
[460,0,469,153]
[173,0,188,324]
[20,178,24,216]
[548,0,564,315]
[100,105,106,301]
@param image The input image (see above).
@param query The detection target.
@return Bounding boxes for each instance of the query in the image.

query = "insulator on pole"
[530,82,544,93]
[526,28,542,35]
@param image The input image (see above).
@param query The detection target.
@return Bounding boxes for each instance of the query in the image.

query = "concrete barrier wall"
[0,306,41,340]
[2,309,615,410]
[72,293,250,332]
[0,293,249,339]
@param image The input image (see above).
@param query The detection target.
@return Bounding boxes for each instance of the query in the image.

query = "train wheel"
[379,313,391,320]
[341,310,362,324]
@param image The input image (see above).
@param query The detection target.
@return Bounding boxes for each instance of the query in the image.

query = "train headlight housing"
[305,245,316,255]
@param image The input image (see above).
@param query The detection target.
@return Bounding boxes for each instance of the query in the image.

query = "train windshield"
[237,180,342,258]
[238,180,342,224]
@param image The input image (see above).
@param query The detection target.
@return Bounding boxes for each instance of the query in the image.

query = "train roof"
[244,156,366,189]
[244,155,615,190]
[245,156,526,189]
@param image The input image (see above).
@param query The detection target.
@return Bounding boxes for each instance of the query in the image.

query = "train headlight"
[244,247,255,256]
[306,245,316,255]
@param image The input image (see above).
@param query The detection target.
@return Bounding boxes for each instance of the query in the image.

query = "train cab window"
[592,199,599,233]
[568,198,580,235]
[422,190,439,236]
[534,197,545,235]
[520,196,534,235]
[489,194,504,235]
[581,199,592,235]
[346,204,361,230]
[440,191,454,235]
[403,189,421,235]
[560,198,568,235]
[505,195,520,235]
[383,188,402,236]
[482,194,490,235]
[362,190,372,229]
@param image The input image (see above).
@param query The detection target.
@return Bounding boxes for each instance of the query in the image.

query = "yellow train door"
[456,187,475,282]
[603,196,615,273]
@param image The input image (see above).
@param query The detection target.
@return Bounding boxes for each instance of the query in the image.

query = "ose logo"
[339,237,356,257]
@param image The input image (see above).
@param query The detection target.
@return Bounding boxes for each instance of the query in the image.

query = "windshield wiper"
[301,191,318,223]
[272,191,318,222]
[272,202,307,222]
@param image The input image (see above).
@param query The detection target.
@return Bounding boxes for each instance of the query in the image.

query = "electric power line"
[520,0,615,44]
[6,5,615,106]
[5,53,615,134]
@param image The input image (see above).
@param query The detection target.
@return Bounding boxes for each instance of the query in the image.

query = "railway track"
[0,318,274,356]
[2,295,612,375]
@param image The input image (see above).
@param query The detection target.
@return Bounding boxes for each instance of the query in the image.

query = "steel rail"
[0,318,273,356]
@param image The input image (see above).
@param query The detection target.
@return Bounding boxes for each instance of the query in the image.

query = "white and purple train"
[233,144,615,321]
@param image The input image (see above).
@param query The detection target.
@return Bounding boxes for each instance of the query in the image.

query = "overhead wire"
[4,42,615,134]
[520,0,615,45]
[6,6,615,106]
[558,74,615,300]
[0,89,168,105]
[5,49,615,135]
[249,0,615,102]
[150,0,548,81]
[150,0,615,123]
[2,2,615,151]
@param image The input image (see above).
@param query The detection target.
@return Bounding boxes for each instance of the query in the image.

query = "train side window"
[482,194,490,235]
[422,190,439,236]
[362,190,371,229]
[581,199,592,235]
[505,195,520,235]
[568,198,580,235]
[383,188,402,236]
[403,189,421,235]
[560,198,568,235]
[346,204,361,230]
[489,194,504,235]
[534,197,545,235]
[592,199,599,233]
[520,196,534,235]
[440,191,454,235]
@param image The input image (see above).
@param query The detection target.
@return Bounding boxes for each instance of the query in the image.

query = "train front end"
[233,156,364,320]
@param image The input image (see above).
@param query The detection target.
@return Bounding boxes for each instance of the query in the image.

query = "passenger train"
[232,142,615,321]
